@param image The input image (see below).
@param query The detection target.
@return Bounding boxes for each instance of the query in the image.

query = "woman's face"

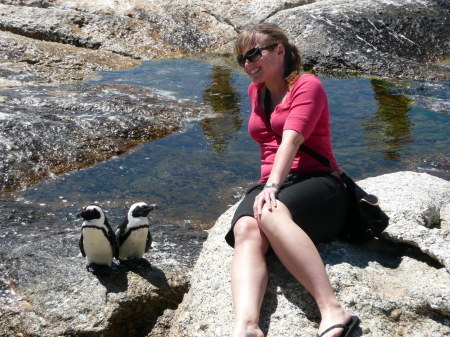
[240,33,285,83]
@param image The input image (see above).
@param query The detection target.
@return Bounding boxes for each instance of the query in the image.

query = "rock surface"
[0,29,140,84]
[0,200,207,337]
[0,0,448,83]
[168,171,450,337]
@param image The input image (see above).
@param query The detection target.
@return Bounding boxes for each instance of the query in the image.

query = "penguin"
[78,205,118,270]
[115,202,157,261]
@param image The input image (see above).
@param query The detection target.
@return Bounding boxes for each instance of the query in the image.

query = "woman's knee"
[233,216,268,248]
[258,202,291,234]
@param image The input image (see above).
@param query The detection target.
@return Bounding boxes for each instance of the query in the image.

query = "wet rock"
[416,155,450,188]
[168,171,450,337]
[0,200,207,337]
[0,81,213,191]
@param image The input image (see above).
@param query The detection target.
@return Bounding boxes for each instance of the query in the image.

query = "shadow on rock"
[120,258,171,290]
[319,238,444,270]
[91,262,129,293]
[259,253,320,335]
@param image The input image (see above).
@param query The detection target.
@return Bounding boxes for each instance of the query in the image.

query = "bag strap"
[298,144,332,168]
[299,144,343,176]
[264,87,272,123]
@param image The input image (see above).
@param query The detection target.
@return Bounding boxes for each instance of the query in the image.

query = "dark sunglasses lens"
[237,47,262,67]
[245,48,261,62]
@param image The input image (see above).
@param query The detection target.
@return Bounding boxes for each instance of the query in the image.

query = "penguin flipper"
[109,232,119,260]
[113,239,119,260]
[145,231,152,252]
[116,216,129,246]
[107,226,119,260]
[117,216,129,233]
[79,235,86,257]
[103,216,119,260]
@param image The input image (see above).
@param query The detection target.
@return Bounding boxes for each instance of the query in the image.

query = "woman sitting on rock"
[225,23,359,337]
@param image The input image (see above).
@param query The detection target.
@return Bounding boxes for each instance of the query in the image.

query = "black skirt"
[225,172,348,248]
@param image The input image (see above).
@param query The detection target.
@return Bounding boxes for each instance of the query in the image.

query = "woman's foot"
[231,322,264,337]
[317,305,353,337]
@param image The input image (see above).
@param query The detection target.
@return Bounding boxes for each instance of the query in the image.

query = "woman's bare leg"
[231,216,270,337]
[258,202,351,337]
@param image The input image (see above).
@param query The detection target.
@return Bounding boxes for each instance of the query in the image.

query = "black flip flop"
[316,316,360,337]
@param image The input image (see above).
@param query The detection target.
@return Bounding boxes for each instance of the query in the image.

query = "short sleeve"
[283,75,327,140]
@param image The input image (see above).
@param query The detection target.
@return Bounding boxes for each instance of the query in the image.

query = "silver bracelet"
[264,182,280,190]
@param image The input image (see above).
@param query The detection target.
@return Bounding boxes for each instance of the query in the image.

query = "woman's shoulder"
[294,73,323,88]
[290,73,326,96]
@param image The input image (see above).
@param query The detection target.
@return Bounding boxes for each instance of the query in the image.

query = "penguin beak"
[141,204,156,216]
[133,204,158,217]
[77,208,87,218]
[144,204,158,215]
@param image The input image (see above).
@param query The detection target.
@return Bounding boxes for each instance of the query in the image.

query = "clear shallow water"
[16,58,450,226]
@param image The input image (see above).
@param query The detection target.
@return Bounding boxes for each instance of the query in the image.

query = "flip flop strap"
[316,323,346,337]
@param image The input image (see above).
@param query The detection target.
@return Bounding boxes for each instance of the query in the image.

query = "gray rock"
[168,171,450,337]
[0,200,207,337]
[268,0,450,80]
[1,0,449,80]
[0,30,139,84]
[358,172,450,272]
[0,1,235,59]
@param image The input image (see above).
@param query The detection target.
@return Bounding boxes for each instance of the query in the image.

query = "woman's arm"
[253,129,305,220]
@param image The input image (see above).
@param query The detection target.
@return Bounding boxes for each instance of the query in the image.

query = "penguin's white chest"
[119,227,148,260]
[83,228,113,266]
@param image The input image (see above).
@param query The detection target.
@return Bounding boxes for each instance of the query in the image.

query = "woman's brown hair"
[234,23,302,86]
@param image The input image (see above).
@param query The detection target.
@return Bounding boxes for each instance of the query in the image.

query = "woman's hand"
[253,130,304,221]
[253,185,279,221]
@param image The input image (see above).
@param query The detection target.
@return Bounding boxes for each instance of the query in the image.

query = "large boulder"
[168,171,450,336]
[269,0,450,80]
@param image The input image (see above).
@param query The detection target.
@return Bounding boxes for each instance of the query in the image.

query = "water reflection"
[363,79,414,160]
[200,65,242,155]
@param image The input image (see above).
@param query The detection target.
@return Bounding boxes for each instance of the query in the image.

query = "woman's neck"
[265,79,289,106]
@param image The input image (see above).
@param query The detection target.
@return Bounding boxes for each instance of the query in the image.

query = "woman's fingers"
[268,189,278,209]
[253,188,278,220]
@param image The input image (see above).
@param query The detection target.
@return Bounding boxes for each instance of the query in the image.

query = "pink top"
[248,74,339,182]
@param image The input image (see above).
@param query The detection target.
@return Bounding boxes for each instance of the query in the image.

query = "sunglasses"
[236,43,278,67]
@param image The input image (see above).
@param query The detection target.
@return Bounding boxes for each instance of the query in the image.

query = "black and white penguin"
[78,205,118,268]
[115,202,157,261]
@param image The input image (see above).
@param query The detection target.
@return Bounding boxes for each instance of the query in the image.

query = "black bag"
[338,172,389,243]
[299,145,389,243]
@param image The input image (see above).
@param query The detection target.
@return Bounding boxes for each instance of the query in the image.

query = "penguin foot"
[86,263,111,275]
